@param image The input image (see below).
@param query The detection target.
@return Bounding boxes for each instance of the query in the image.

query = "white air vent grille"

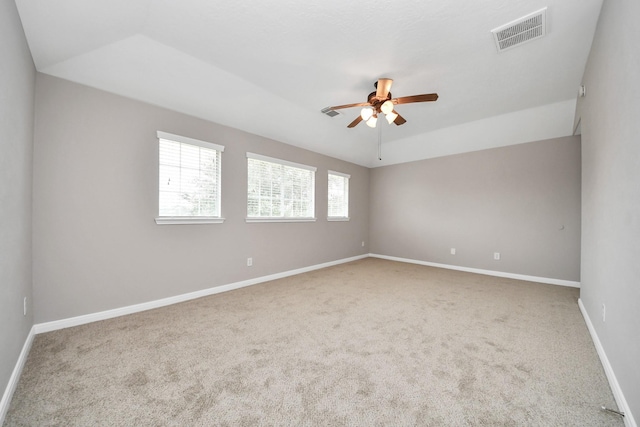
[321,107,341,117]
[491,8,547,52]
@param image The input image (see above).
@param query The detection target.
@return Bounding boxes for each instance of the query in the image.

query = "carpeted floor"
[4,258,623,426]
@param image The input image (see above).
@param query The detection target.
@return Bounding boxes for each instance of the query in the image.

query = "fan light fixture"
[362,104,395,128]
[363,100,397,127]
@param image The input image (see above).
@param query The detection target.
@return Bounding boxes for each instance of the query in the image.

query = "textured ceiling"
[15,0,603,167]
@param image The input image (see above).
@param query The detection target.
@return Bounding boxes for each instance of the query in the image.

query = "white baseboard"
[369,253,581,288]
[0,326,35,426]
[578,299,636,427]
[31,253,579,335]
[34,254,368,334]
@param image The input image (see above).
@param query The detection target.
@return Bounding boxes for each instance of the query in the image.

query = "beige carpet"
[4,258,623,426]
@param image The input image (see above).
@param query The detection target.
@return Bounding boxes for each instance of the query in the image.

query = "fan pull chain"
[377,122,382,160]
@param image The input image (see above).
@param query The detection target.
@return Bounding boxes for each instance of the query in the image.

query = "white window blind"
[247,153,316,221]
[328,170,350,219]
[157,131,224,223]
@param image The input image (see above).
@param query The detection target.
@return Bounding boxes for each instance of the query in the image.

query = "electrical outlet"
[23,297,27,316]
[602,304,606,322]
[247,257,253,267]
[450,248,456,255]
[361,241,365,247]
[494,252,501,260]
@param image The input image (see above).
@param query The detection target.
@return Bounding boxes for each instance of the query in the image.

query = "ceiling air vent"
[491,7,547,52]
[321,106,341,117]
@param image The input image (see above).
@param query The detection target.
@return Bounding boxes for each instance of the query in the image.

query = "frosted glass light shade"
[366,115,377,128]
[360,107,373,120]
[381,100,394,114]
[386,111,398,124]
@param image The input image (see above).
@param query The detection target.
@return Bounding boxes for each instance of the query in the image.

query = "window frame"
[155,131,225,225]
[327,170,350,221]
[246,152,317,223]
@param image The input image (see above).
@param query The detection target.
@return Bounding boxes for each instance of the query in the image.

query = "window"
[156,131,224,224]
[247,153,316,222]
[328,171,350,220]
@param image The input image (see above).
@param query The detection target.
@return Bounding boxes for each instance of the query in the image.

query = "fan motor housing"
[367,91,392,111]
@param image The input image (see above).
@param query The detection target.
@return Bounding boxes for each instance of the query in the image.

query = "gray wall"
[0,0,35,402]
[370,136,581,281]
[32,74,369,323]
[576,0,640,418]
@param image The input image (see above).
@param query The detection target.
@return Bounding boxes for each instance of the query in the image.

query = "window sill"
[327,217,350,222]
[155,217,225,225]
[245,217,317,223]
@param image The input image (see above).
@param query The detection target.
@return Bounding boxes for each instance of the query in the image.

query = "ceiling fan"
[329,78,438,128]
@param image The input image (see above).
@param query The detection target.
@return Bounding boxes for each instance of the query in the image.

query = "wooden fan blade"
[328,102,371,110]
[347,116,363,128]
[393,111,407,126]
[376,78,393,99]
[393,93,439,105]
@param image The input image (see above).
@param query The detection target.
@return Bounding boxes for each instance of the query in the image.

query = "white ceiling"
[15,0,602,167]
